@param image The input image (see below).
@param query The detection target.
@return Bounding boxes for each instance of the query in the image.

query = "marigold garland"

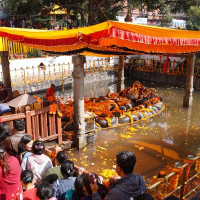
[168,168,183,193]
[183,159,195,181]
[195,154,200,177]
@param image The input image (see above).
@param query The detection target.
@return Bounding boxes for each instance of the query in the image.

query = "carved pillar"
[0,51,12,100]
[117,56,125,92]
[183,53,195,107]
[72,55,87,149]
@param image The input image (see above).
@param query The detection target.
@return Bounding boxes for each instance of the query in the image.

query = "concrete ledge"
[12,71,117,94]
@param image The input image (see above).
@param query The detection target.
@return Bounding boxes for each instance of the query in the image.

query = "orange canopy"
[0,20,200,56]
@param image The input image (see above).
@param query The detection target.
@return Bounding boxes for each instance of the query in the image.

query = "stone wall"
[126,70,200,89]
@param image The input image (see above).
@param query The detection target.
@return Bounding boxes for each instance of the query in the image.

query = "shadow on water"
[42,79,200,181]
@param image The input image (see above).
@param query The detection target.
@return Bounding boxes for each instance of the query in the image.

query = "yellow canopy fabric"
[1,20,200,56]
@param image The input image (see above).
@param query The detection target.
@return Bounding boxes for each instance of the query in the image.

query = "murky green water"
[64,80,200,183]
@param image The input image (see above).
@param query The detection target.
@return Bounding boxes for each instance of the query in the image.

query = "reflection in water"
[41,80,200,181]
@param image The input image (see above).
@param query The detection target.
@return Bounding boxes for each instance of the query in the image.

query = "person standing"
[91,151,146,200]
[21,140,53,184]
[0,144,21,200]
[41,151,68,184]
[3,119,29,156]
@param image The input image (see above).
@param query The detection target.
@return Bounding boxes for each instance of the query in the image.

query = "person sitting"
[17,170,39,200]
[0,81,8,103]
[53,160,76,200]
[0,144,21,200]
[21,140,53,184]
[18,134,33,163]
[91,151,146,200]
[0,102,11,116]
[0,122,11,143]
[3,119,29,156]
[45,84,56,102]
[41,151,68,184]
[37,182,58,200]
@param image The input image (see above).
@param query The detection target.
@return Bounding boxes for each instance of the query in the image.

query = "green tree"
[4,0,53,17]
[186,6,200,30]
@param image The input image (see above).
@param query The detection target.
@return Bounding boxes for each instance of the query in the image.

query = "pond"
[63,79,200,184]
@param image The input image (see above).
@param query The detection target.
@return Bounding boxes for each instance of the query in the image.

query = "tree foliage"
[4,0,200,29]
[4,0,53,17]
[186,6,200,30]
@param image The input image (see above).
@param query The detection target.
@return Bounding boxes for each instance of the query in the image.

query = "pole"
[117,56,125,92]
[183,53,195,107]
[72,55,87,149]
[0,51,12,100]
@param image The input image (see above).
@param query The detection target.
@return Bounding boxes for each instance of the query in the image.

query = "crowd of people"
[0,18,42,29]
[0,118,150,200]
[0,83,193,200]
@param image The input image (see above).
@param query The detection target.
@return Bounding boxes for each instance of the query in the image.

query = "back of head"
[117,151,136,174]
[136,193,154,200]
[56,151,68,164]
[61,160,74,178]
[21,170,33,184]
[74,174,85,198]
[37,182,54,200]
[0,122,11,143]
[13,119,25,131]
[0,144,10,177]
[82,173,92,196]
[165,196,180,200]
[32,140,44,155]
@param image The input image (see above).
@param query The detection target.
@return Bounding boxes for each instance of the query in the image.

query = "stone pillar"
[117,56,125,92]
[183,53,195,107]
[0,51,12,100]
[72,55,87,149]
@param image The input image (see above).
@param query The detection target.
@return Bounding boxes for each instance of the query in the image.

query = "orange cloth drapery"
[1,21,200,55]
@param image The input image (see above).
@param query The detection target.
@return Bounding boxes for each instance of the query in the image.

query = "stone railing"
[7,57,117,86]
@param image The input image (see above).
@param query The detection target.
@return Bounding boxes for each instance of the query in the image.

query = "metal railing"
[125,57,188,76]
[147,154,200,199]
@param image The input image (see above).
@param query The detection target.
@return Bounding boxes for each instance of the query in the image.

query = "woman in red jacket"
[0,144,21,200]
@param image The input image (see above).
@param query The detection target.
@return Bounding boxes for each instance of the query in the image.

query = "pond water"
[59,79,200,184]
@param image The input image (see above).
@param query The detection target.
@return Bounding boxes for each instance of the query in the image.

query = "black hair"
[0,81,3,87]
[136,193,154,200]
[20,170,33,184]
[36,182,54,200]
[13,119,25,131]
[116,151,136,174]
[32,140,45,155]
[82,174,92,196]
[60,160,74,178]
[165,196,180,200]
[74,174,85,198]
[0,122,11,143]
[56,151,68,164]
[18,135,33,154]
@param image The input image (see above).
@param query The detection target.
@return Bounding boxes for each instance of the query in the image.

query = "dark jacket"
[93,172,145,200]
